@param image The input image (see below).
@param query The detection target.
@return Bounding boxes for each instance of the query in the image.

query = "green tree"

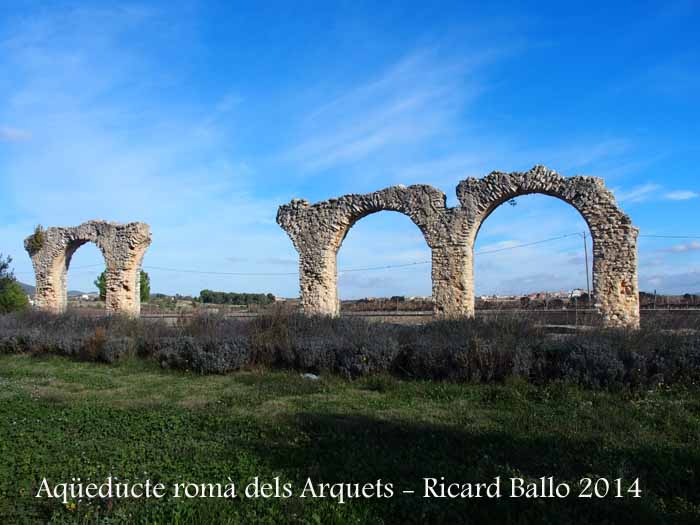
[25,224,45,254]
[199,289,275,305]
[94,270,150,302]
[94,272,107,301]
[140,271,150,303]
[0,254,29,313]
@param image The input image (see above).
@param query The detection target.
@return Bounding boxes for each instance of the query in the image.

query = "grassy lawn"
[1,353,698,524]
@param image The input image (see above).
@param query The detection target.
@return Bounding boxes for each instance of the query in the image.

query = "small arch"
[25,220,151,316]
[337,210,432,307]
[326,184,448,252]
[276,185,446,316]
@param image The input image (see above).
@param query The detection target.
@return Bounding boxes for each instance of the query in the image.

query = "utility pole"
[583,231,591,301]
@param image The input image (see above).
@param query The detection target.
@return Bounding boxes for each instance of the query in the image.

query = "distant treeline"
[199,289,276,305]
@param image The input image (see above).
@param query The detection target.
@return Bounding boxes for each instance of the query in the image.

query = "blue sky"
[1,1,698,298]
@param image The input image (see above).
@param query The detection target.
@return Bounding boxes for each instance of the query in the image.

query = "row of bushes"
[0,311,699,388]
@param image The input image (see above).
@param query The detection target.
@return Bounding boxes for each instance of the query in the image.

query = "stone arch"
[24,220,152,316]
[456,166,639,327]
[276,185,452,315]
[277,165,639,327]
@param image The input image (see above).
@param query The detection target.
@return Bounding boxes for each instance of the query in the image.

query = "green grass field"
[1,353,698,524]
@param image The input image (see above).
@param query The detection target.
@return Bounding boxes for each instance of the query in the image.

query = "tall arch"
[456,166,639,327]
[24,220,152,316]
[276,185,453,315]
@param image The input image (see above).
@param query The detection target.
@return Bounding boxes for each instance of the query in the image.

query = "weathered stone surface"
[277,165,640,328]
[24,220,151,316]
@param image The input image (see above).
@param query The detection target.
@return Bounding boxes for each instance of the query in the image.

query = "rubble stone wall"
[277,165,640,328]
[24,220,151,316]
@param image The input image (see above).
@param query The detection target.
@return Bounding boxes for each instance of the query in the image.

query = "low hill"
[18,282,34,295]
[18,281,86,297]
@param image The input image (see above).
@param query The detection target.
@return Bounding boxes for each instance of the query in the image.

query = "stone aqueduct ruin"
[277,165,640,328]
[24,221,151,316]
[23,166,639,327]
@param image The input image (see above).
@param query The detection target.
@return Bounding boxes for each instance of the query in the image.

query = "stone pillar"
[431,244,472,318]
[298,248,339,316]
[30,256,67,314]
[592,224,640,328]
[104,236,149,316]
[104,266,140,315]
[27,239,82,314]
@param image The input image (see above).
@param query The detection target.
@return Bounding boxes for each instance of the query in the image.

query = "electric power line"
[14,263,104,275]
[143,232,586,276]
[474,232,581,255]
[338,261,429,273]
[143,265,297,276]
[10,232,698,279]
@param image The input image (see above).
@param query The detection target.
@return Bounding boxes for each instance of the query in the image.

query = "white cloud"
[639,270,700,293]
[666,241,700,253]
[613,183,662,203]
[3,6,695,301]
[0,126,31,141]
[476,240,520,253]
[542,139,632,172]
[287,49,491,172]
[613,182,700,203]
[664,190,698,200]
[0,6,300,297]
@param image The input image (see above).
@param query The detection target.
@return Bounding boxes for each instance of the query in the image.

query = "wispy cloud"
[543,139,633,173]
[0,126,31,142]
[613,185,699,204]
[664,241,700,253]
[286,48,496,172]
[664,190,698,200]
[0,6,298,296]
[613,183,662,203]
[641,270,700,293]
[257,257,297,266]
[476,240,520,253]
[2,4,696,301]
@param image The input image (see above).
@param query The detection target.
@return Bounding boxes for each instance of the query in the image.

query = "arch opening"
[336,210,432,313]
[473,194,595,319]
[64,241,107,311]
[473,190,596,243]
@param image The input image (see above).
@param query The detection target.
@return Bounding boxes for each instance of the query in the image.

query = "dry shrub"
[1,311,699,388]
[81,327,106,361]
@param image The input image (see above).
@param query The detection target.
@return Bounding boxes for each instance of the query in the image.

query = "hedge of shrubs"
[1,311,699,389]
